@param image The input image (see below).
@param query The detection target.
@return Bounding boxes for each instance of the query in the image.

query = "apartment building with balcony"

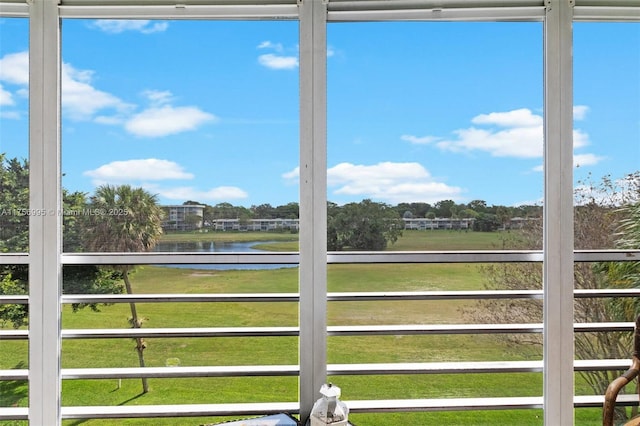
[162,204,206,231]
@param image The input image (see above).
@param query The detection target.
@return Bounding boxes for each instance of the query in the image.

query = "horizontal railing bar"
[574,289,640,298]
[328,251,544,263]
[3,288,638,306]
[327,323,545,335]
[1,359,633,381]
[329,290,543,301]
[0,329,27,340]
[574,359,632,371]
[61,293,300,304]
[332,359,633,375]
[61,402,300,420]
[62,252,300,265]
[63,365,299,379]
[575,393,639,408]
[574,322,635,333]
[0,253,28,264]
[2,322,635,340]
[326,322,635,336]
[0,295,28,304]
[61,290,544,304]
[0,407,28,421]
[58,249,640,265]
[0,369,27,380]
[574,250,640,262]
[347,394,638,412]
[333,361,542,375]
[347,396,544,412]
[61,327,299,339]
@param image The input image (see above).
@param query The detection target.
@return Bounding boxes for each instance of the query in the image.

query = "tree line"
[181,199,543,236]
[188,199,542,223]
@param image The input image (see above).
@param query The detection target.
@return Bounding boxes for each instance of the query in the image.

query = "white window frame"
[0,0,639,424]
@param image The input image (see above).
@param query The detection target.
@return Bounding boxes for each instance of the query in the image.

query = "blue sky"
[0,18,638,208]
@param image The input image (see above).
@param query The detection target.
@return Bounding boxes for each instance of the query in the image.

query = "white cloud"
[532,151,606,173]
[432,108,599,165]
[94,115,124,125]
[471,108,542,128]
[322,162,462,204]
[0,52,132,121]
[257,41,298,70]
[0,53,27,120]
[258,54,298,70]
[0,84,14,106]
[62,63,132,120]
[401,134,440,145]
[85,160,248,202]
[573,129,590,149]
[0,51,28,85]
[257,41,283,52]
[125,105,217,137]
[281,167,299,180]
[283,162,463,204]
[573,105,589,121]
[574,153,605,168]
[0,51,215,137]
[437,124,543,158]
[91,20,169,34]
[84,159,194,183]
[143,89,174,106]
[0,111,21,120]
[155,186,248,202]
[432,108,545,158]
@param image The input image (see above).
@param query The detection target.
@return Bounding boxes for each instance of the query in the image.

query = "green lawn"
[160,230,299,244]
[0,230,605,424]
[159,229,507,252]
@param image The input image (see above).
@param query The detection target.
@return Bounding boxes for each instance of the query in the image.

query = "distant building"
[211,218,300,232]
[162,204,205,231]
[205,217,474,232]
[403,217,474,230]
[507,216,540,230]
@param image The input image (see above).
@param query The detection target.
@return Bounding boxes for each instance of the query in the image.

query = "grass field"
[0,231,604,425]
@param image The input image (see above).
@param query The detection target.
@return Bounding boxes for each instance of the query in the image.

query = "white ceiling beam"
[328,6,545,21]
[59,4,298,19]
[574,6,640,20]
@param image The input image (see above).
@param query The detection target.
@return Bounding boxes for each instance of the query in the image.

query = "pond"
[153,241,296,270]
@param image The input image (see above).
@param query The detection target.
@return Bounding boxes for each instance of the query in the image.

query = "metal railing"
[2,249,640,421]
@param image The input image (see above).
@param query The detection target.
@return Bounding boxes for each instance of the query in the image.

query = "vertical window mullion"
[543,0,575,424]
[28,0,62,424]
[298,0,328,422]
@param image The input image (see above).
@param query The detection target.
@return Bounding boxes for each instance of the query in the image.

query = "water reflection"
[153,241,295,270]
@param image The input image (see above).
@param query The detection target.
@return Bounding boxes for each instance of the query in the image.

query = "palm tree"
[84,184,164,393]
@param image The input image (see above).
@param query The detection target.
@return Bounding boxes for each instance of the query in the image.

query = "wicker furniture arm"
[603,316,640,426]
